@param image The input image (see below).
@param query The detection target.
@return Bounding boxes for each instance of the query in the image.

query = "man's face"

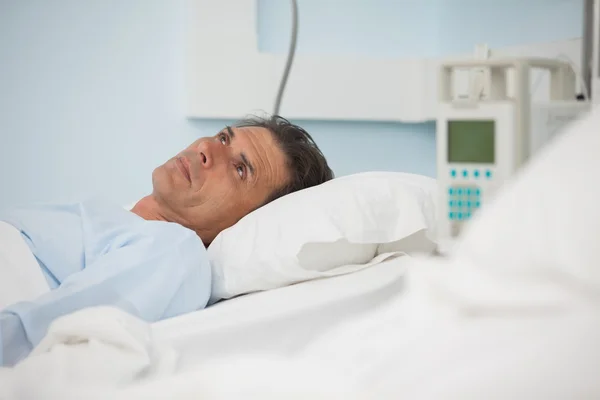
[152,126,290,244]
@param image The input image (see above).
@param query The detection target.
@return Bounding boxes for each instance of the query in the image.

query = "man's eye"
[219,134,227,145]
[236,165,245,178]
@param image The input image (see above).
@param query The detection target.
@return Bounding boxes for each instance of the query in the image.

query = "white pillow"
[207,171,438,303]
[449,105,600,302]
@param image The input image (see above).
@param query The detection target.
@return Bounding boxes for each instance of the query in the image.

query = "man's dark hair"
[235,114,334,205]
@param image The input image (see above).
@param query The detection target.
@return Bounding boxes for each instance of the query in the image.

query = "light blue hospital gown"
[0,199,211,366]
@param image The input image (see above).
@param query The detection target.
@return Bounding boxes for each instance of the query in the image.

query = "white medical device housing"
[593,0,600,103]
[437,58,590,240]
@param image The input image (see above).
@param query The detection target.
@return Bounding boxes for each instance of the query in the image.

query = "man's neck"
[130,195,211,246]
[130,195,168,222]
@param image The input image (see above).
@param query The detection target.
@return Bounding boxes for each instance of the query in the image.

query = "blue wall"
[259,0,583,57]
[0,0,227,208]
[0,0,583,209]
[437,0,584,54]
[258,0,441,58]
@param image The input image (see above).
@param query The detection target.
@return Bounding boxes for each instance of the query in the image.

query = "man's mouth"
[176,157,191,183]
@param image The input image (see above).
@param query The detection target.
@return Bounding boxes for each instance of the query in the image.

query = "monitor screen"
[447,120,495,164]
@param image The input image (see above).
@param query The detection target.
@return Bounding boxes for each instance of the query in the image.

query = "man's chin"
[151,164,166,183]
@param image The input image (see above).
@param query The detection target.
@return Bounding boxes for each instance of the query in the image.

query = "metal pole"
[582,0,594,99]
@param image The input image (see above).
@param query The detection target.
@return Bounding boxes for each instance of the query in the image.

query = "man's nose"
[196,140,226,169]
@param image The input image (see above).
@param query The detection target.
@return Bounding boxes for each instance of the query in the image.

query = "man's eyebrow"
[226,126,235,139]
[241,152,255,176]
[227,126,255,176]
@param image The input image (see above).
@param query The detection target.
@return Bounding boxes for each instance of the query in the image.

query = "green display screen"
[447,120,495,164]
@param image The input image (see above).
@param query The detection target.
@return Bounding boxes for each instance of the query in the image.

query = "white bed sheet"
[120,251,600,399]
[152,253,410,370]
[296,292,600,398]
[7,251,599,399]
[0,221,50,309]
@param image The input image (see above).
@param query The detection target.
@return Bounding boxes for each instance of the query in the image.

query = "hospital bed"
[121,104,600,398]
[153,254,410,370]
[3,45,600,398]
[3,104,600,398]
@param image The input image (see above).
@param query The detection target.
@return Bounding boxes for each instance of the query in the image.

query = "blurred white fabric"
[0,221,49,309]
[0,307,177,400]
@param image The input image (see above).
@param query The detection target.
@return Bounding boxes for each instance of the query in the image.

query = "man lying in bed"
[0,115,334,366]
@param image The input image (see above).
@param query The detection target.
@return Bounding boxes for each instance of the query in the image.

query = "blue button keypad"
[447,184,482,221]
[450,168,492,180]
